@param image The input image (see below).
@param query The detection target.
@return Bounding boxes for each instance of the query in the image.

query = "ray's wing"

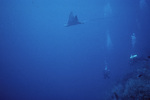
[67,12,74,24]
[74,16,79,22]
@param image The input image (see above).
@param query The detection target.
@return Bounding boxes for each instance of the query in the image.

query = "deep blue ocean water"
[0,0,150,100]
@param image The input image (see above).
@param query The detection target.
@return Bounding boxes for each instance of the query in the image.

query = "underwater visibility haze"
[0,0,150,100]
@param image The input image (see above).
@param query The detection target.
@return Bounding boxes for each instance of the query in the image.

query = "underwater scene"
[0,0,150,100]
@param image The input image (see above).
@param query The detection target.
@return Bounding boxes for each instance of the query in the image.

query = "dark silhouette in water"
[65,12,83,27]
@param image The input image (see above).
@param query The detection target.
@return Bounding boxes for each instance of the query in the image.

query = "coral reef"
[110,57,150,100]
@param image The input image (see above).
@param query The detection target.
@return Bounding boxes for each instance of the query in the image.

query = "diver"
[131,33,136,49]
[129,54,150,68]
[103,64,110,79]
[129,54,139,65]
[130,33,137,57]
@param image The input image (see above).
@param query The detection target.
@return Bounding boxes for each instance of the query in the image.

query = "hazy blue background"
[0,0,150,100]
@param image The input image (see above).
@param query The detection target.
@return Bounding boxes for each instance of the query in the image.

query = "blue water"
[0,0,150,100]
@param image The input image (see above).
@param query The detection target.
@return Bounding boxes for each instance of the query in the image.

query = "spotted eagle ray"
[64,12,83,27]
